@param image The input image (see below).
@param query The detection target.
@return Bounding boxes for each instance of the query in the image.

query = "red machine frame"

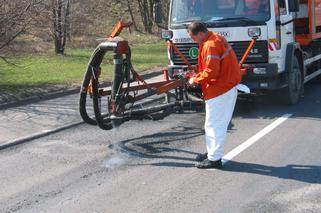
[79,21,256,130]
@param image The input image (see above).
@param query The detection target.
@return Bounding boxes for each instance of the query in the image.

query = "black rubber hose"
[79,47,102,125]
[88,47,113,130]
[92,73,113,130]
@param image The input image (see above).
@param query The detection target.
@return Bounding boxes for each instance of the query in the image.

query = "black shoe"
[195,152,208,161]
[196,158,222,169]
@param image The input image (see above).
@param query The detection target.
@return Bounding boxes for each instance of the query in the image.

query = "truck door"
[271,0,293,72]
[278,0,295,45]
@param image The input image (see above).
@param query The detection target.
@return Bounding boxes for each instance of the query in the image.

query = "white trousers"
[205,86,238,161]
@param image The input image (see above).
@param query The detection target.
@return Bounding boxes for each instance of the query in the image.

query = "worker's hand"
[185,71,195,79]
[185,71,197,88]
[187,77,198,89]
[188,77,195,85]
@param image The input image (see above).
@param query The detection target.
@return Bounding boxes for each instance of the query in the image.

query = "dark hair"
[187,21,208,35]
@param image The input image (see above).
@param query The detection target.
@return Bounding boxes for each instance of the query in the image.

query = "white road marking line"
[222,113,293,164]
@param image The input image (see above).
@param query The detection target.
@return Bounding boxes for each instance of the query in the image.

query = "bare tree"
[135,0,170,33]
[161,0,170,27]
[0,0,170,60]
[51,0,70,54]
[125,0,138,31]
[136,0,155,33]
[0,0,44,60]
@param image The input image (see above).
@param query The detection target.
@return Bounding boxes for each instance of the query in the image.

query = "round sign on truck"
[189,47,199,59]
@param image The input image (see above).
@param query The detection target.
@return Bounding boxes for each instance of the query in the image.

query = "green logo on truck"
[189,47,199,59]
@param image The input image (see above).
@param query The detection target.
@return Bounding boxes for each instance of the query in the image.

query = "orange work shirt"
[193,32,241,100]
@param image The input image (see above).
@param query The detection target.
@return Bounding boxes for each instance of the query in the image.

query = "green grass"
[0,42,169,93]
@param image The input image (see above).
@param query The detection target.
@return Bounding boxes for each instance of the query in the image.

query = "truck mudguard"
[285,42,304,76]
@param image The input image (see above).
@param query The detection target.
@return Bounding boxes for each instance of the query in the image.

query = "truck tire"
[278,56,303,105]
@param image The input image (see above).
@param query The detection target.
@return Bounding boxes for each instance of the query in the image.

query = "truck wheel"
[279,56,303,105]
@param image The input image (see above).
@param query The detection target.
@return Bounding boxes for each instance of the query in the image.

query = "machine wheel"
[279,56,303,105]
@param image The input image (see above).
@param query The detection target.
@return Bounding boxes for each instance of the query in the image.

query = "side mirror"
[154,1,162,24]
[288,0,299,12]
[161,30,173,40]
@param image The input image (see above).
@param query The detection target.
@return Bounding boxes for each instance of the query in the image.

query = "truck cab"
[155,0,321,104]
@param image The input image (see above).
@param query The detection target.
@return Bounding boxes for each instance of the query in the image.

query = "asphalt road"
[1,82,321,213]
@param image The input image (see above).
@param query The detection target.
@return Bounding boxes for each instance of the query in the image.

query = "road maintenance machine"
[79,21,255,130]
[154,0,321,104]
[79,21,202,130]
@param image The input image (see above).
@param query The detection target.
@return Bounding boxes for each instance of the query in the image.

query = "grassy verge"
[0,42,169,102]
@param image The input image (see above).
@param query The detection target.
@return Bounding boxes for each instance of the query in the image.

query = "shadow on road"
[108,126,204,165]
[107,83,321,170]
[223,160,321,184]
[108,123,237,169]
[234,82,321,121]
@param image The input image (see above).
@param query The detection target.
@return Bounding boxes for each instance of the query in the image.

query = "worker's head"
[187,21,209,43]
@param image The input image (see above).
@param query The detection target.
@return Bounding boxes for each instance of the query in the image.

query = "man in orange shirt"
[187,22,241,169]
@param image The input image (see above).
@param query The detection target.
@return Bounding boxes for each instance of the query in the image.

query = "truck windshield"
[170,0,270,27]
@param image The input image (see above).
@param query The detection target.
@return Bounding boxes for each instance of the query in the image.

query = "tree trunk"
[0,0,36,59]
[62,0,70,47]
[52,0,70,55]
[137,0,153,33]
[56,0,64,54]
[126,0,138,31]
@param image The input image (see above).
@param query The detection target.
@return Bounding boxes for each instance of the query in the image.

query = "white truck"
[154,0,321,104]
